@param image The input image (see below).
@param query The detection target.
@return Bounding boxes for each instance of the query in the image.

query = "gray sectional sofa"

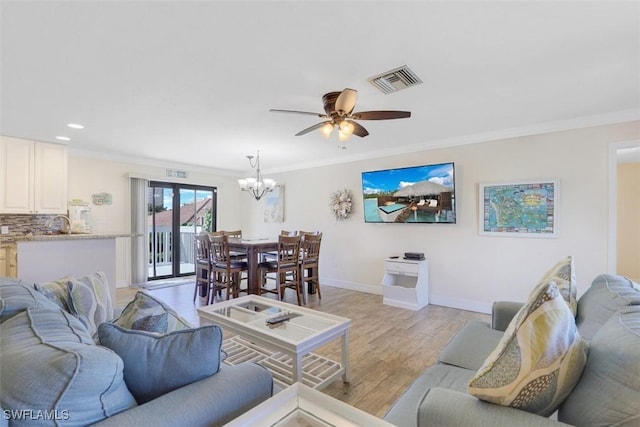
[384,274,640,427]
[0,278,273,427]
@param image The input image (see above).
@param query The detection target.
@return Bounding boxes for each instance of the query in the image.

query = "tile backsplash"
[0,214,66,236]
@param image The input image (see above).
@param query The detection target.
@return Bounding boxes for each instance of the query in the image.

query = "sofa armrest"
[90,363,273,427]
[418,388,569,427]
[491,301,524,331]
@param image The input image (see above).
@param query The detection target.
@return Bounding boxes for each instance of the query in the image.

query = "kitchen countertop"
[0,233,138,243]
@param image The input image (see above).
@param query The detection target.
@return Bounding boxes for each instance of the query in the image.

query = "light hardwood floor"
[116,282,489,418]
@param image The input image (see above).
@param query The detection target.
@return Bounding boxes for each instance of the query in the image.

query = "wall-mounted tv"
[361,162,456,223]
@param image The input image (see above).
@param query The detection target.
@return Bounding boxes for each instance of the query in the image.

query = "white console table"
[382,258,429,310]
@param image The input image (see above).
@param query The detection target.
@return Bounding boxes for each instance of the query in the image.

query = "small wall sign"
[92,192,113,205]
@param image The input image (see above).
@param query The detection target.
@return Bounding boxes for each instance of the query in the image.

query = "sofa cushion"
[384,364,475,426]
[34,277,74,312]
[0,279,61,323]
[98,322,223,404]
[532,256,577,315]
[438,320,504,371]
[468,281,588,417]
[84,363,274,427]
[576,274,640,341]
[67,271,113,338]
[559,305,640,426]
[112,291,192,333]
[415,388,572,427]
[0,307,137,426]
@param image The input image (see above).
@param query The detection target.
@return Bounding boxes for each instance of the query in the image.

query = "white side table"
[382,258,429,310]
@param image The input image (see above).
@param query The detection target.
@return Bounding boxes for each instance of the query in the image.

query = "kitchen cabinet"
[0,136,68,214]
[0,244,18,278]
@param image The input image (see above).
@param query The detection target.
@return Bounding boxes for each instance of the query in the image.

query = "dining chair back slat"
[209,234,248,303]
[258,234,303,305]
[194,233,213,301]
[300,232,322,299]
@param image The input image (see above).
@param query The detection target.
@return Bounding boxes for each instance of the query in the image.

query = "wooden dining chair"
[258,235,303,305]
[300,232,322,299]
[222,230,247,261]
[193,232,213,302]
[209,234,248,303]
[262,230,298,262]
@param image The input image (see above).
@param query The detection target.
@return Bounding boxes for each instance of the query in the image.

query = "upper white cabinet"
[0,136,68,214]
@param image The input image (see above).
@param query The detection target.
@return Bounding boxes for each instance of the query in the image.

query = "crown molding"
[264,109,640,174]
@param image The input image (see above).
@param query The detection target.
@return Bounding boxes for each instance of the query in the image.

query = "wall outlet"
[1,226,8,235]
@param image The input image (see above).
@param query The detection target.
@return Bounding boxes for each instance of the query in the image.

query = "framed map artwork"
[479,180,558,238]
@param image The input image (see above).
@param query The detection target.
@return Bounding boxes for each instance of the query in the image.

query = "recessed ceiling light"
[67,123,84,129]
[55,136,70,141]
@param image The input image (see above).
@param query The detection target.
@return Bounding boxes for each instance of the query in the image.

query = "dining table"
[227,237,278,294]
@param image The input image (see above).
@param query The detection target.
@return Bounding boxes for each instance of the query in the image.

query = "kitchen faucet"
[48,215,72,234]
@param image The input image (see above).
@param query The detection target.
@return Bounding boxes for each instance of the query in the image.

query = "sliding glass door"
[147,182,216,280]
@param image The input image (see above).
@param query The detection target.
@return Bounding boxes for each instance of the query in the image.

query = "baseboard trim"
[321,277,491,314]
[320,278,383,295]
[429,295,492,314]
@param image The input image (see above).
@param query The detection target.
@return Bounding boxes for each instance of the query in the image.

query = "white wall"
[66,121,639,311]
[242,121,640,313]
[67,155,243,287]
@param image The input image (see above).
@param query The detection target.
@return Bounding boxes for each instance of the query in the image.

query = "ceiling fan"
[270,88,411,142]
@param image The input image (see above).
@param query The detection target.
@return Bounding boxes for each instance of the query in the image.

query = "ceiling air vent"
[368,65,422,94]
[166,169,189,179]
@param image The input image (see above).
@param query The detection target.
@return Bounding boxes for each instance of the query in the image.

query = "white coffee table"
[198,295,351,389]
[223,383,395,427]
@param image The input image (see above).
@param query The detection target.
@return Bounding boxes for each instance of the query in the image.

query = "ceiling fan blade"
[349,121,369,138]
[352,110,411,120]
[295,121,333,136]
[270,109,328,118]
[335,88,358,116]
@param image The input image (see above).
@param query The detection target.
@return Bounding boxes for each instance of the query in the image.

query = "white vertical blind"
[130,177,149,284]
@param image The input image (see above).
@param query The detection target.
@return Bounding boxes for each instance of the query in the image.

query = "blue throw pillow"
[33,277,74,312]
[0,280,62,323]
[97,322,223,404]
[0,308,137,425]
[112,291,192,333]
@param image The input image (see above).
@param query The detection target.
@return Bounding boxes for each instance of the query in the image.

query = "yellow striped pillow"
[468,281,587,416]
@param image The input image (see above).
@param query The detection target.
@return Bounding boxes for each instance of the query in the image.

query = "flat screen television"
[361,162,456,223]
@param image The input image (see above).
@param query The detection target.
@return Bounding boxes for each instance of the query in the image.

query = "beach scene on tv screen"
[362,163,456,223]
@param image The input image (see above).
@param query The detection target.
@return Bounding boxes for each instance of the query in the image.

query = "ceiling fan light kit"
[320,122,334,139]
[338,120,355,142]
[270,87,411,146]
[238,150,276,201]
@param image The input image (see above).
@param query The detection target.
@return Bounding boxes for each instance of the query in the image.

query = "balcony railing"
[148,226,199,276]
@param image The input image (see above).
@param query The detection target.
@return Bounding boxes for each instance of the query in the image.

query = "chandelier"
[237,150,276,201]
